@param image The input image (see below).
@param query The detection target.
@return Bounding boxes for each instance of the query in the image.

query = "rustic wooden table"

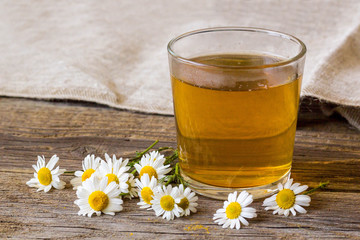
[1,97,359,239]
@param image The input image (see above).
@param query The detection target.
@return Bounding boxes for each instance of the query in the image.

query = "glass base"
[181,170,291,200]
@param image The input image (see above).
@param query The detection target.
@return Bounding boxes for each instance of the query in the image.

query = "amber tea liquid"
[172,54,301,188]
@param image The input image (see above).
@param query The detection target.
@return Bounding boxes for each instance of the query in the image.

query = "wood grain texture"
[0,97,359,239]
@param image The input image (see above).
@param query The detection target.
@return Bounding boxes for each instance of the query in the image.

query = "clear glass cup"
[167,27,306,199]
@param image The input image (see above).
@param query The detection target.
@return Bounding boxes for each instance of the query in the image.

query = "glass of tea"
[167,27,306,199]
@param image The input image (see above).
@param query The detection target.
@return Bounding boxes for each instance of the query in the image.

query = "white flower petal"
[284,209,290,217]
[70,177,82,189]
[236,191,249,203]
[275,208,284,215]
[284,178,293,189]
[236,219,241,229]
[102,211,115,216]
[52,180,66,190]
[104,200,123,212]
[242,207,257,213]
[26,178,39,186]
[74,171,84,177]
[228,191,237,202]
[239,216,249,226]
[294,204,307,214]
[32,165,38,172]
[76,187,90,199]
[230,220,236,229]
[241,195,253,207]
[290,183,301,191]
[134,164,142,173]
[262,195,277,206]
[82,177,95,192]
[241,211,257,219]
[52,165,60,174]
[38,156,45,168]
[216,208,226,213]
[36,158,41,170]
[44,185,52,192]
[293,185,308,194]
[265,206,278,211]
[46,155,59,170]
[273,208,280,215]
[99,177,109,191]
[223,220,231,228]
[290,208,297,216]
[295,194,311,205]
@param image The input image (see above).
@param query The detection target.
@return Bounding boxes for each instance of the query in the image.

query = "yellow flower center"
[276,189,295,209]
[226,202,242,219]
[141,187,154,205]
[139,166,158,179]
[126,181,131,191]
[106,173,119,185]
[37,167,52,185]
[160,195,175,211]
[88,191,109,211]
[177,197,189,210]
[82,169,95,182]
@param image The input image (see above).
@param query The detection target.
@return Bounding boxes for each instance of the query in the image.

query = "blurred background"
[0,0,359,128]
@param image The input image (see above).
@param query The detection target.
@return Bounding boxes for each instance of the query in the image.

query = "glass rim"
[167,27,307,69]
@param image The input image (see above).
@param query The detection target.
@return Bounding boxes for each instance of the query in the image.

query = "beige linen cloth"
[0,1,360,129]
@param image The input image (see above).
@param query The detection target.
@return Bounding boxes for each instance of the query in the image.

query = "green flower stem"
[175,163,180,175]
[157,147,175,152]
[137,140,159,157]
[64,171,75,174]
[164,175,175,186]
[304,181,330,195]
[164,162,187,187]
[164,150,178,165]
[128,140,159,168]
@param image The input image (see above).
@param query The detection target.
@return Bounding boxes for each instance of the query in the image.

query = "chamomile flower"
[26,155,66,192]
[151,185,182,221]
[175,184,198,216]
[213,191,257,230]
[74,176,123,217]
[134,151,171,180]
[135,174,159,209]
[98,153,130,193]
[124,173,138,200]
[70,154,101,190]
[262,178,311,217]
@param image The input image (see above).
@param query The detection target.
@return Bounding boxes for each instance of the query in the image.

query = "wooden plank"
[0,97,359,239]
